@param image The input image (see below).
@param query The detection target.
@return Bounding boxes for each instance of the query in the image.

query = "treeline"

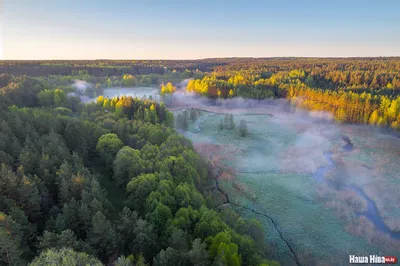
[0,75,44,109]
[39,71,202,88]
[0,76,278,265]
[184,58,400,131]
[41,71,204,92]
[288,86,400,129]
[0,71,200,111]
[0,60,217,77]
[4,58,399,85]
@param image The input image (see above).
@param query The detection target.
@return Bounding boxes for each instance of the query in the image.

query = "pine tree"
[229,114,235,129]
[88,211,119,261]
[239,120,248,137]
[190,108,198,122]
[219,119,223,131]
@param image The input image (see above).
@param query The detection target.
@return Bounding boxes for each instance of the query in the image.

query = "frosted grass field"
[178,109,399,265]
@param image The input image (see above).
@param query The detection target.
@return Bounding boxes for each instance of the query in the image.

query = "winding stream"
[186,107,400,244]
[314,145,400,240]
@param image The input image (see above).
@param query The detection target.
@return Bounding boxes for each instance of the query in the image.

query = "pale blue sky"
[2,0,399,59]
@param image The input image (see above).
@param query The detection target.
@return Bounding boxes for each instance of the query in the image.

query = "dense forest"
[3,58,400,130]
[1,57,399,265]
[184,58,400,130]
[0,60,214,77]
[0,74,277,265]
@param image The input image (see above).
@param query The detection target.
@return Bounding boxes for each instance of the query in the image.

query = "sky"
[1,0,400,60]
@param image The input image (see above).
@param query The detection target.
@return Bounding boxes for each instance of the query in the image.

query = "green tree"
[107,78,113,88]
[228,114,235,129]
[172,206,200,233]
[116,208,138,254]
[96,133,123,170]
[54,89,67,106]
[63,120,88,160]
[194,209,228,239]
[126,174,158,215]
[159,156,198,185]
[174,183,193,208]
[219,119,224,130]
[168,228,189,251]
[0,224,25,266]
[29,248,102,266]
[147,203,172,234]
[188,238,209,266]
[39,229,93,254]
[88,211,119,262]
[153,248,183,266]
[190,108,198,122]
[132,219,158,262]
[238,119,248,137]
[140,76,152,87]
[114,255,134,266]
[113,146,143,187]
[207,231,241,266]
[54,107,72,116]
[38,89,54,106]
[122,74,137,87]
[247,219,264,246]
[149,104,159,124]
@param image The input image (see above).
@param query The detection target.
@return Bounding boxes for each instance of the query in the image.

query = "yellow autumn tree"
[186,79,209,95]
[161,82,177,95]
[103,98,110,109]
[228,74,245,85]
[369,110,379,125]
[335,108,347,123]
[122,74,137,87]
[96,95,104,105]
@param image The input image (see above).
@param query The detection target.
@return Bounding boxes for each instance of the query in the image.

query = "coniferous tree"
[239,119,248,137]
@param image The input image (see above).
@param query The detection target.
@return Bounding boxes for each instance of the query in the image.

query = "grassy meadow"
[175,109,399,265]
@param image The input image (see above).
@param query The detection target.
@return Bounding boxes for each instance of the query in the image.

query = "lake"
[101,86,160,100]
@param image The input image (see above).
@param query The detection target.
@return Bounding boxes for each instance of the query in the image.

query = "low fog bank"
[74,80,93,92]
[170,89,353,175]
[171,89,347,176]
[66,80,96,102]
[177,78,192,89]
[172,88,400,247]
[69,80,160,103]
[169,89,335,123]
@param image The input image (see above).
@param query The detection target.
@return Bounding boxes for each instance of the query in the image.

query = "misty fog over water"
[101,87,160,100]
[74,81,160,103]
[171,92,400,263]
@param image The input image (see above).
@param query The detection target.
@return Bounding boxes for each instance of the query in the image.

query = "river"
[175,104,400,265]
[315,148,400,240]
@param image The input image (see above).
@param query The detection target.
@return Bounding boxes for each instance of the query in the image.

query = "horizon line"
[2,56,400,61]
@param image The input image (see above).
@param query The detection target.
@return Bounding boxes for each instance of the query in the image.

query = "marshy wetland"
[171,97,400,265]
